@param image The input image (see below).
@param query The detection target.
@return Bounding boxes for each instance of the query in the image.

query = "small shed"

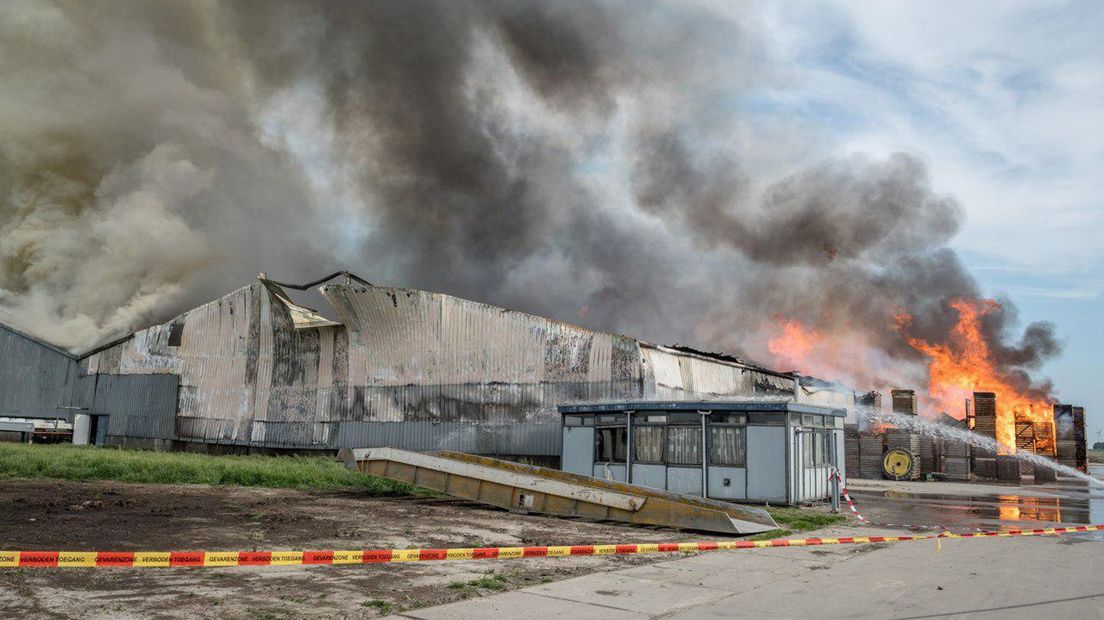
[558,401,846,506]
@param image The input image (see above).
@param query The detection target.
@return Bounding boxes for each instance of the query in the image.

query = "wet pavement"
[845,464,1104,532]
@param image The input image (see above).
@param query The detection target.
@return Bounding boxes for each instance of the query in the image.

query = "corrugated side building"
[0,323,81,417]
[5,275,849,458]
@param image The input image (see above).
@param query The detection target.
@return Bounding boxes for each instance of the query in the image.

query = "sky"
[755,1,1103,435]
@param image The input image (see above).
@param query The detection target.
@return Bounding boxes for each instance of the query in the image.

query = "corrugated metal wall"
[0,324,80,417]
[72,280,807,455]
[87,374,180,439]
[641,345,795,400]
[157,419,560,454]
[798,383,855,409]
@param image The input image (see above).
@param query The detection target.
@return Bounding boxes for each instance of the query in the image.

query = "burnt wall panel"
[70,280,811,454]
[333,421,561,455]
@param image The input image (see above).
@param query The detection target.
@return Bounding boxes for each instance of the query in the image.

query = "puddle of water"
[1091,465,1104,524]
[849,466,1104,532]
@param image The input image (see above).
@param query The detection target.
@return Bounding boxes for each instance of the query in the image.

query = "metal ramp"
[338,447,778,535]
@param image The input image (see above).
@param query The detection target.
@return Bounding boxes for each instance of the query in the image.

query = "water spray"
[854,408,1104,489]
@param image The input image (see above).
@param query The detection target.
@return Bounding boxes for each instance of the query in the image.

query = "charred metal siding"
[641,345,795,400]
[334,421,560,455]
[77,280,802,455]
[82,284,268,444]
[320,285,644,426]
[0,324,80,417]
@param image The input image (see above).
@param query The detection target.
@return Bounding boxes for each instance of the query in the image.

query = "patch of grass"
[744,507,846,542]
[466,577,508,591]
[767,507,845,532]
[1087,449,1104,464]
[361,600,393,614]
[449,574,510,592]
[0,443,418,494]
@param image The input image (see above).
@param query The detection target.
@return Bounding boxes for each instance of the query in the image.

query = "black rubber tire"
[882,448,917,480]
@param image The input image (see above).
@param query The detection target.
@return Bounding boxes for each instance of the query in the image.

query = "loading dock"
[559,401,846,506]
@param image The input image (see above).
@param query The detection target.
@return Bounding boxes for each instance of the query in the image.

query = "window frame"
[666,423,703,467]
[708,424,747,467]
[593,425,628,464]
[632,423,666,465]
[801,429,833,467]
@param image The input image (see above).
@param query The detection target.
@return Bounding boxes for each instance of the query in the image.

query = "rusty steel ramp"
[337,447,778,535]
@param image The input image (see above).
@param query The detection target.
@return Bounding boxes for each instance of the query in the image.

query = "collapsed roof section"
[258,279,340,330]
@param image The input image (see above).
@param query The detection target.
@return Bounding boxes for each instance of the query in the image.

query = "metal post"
[830,429,840,513]
[626,410,634,484]
[784,412,793,505]
[699,411,710,498]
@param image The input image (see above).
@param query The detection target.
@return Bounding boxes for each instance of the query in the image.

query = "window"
[711,412,747,425]
[709,426,746,466]
[167,322,184,347]
[595,427,627,462]
[564,415,594,426]
[802,431,832,466]
[635,412,668,423]
[633,426,665,463]
[749,413,783,425]
[667,425,702,465]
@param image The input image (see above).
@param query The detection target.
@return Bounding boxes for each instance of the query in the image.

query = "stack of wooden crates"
[972,392,998,479]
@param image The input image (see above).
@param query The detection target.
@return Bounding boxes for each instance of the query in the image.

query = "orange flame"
[767,319,819,367]
[898,298,1054,454]
[765,318,909,391]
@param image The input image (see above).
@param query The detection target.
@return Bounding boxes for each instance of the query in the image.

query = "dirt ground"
[0,479,722,618]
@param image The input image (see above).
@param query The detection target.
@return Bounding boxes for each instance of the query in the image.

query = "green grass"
[767,507,846,532]
[449,573,511,592]
[0,443,415,494]
[746,507,846,541]
[361,600,393,614]
[1088,449,1104,464]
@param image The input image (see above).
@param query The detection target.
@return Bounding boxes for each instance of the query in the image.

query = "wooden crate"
[858,432,885,479]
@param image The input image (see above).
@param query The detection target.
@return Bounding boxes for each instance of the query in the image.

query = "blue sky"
[754,1,1103,434]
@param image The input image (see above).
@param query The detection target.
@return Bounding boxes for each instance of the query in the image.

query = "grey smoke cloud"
[0,0,1059,397]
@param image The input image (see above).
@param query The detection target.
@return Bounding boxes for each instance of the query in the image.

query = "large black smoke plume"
[0,0,1059,397]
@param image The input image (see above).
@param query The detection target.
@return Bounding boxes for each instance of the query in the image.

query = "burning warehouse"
[0,271,1087,487]
[0,273,850,460]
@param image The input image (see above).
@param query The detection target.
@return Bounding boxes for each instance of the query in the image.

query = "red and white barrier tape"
[831,470,865,522]
[2,524,1101,568]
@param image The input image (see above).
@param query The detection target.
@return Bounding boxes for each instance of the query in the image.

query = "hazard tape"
[1,524,1100,568]
[830,470,866,522]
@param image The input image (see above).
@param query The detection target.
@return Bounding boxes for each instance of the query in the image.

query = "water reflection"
[854,468,1104,531]
[997,495,1062,523]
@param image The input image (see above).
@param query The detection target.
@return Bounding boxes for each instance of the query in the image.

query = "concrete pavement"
[387,525,1104,619]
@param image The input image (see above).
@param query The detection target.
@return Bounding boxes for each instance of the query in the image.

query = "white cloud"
[757,0,1104,290]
